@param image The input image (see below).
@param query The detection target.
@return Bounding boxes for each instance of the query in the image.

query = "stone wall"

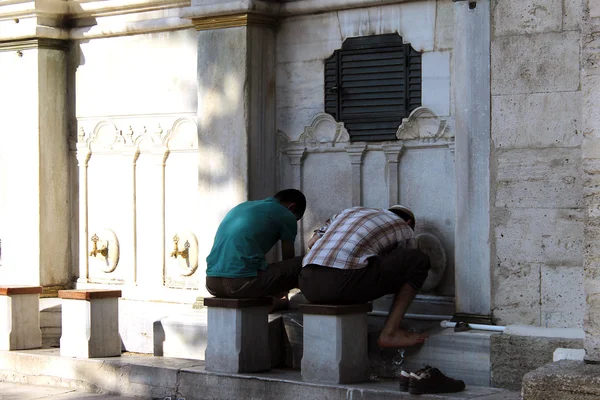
[276,0,458,295]
[72,29,204,300]
[490,0,585,328]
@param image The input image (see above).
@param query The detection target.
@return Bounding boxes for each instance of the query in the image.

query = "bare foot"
[377,329,429,348]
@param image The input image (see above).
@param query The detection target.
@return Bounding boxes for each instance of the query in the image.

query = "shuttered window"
[325,34,422,142]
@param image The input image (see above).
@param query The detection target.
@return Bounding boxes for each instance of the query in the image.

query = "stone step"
[0,349,520,400]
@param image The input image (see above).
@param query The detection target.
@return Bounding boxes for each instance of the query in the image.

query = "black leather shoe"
[408,367,465,395]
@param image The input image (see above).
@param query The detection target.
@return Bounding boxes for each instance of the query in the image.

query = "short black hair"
[274,189,307,219]
[389,209,413,224]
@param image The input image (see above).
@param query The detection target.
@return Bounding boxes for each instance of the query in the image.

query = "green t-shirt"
[206,197,298,278]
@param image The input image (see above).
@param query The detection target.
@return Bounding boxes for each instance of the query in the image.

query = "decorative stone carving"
[382,144,404,207]
[78,116,198,152]
[297,113,350,149]
[396,107,453,142]
[415,233,447,292]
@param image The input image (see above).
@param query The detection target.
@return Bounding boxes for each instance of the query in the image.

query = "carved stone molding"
[396,107,453,142]
[193,13,276,31]
[77,116,198,153]
[296,113,350,150]
[0,38,68,52]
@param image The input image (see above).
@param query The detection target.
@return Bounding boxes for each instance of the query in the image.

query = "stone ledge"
[58,289,122,300]
[203,297,272,308]
[0,349,520,400]
[300,303,372,315]
[0,286,43,296]
[522,360,600,400]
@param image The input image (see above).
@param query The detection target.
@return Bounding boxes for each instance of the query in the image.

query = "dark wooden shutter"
[324,34,422,142]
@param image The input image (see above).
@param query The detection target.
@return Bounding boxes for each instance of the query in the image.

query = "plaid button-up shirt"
[302,207,415,270]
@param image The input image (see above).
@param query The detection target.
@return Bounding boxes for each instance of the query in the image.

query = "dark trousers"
[206,256,303,298]
[298,247,430,305]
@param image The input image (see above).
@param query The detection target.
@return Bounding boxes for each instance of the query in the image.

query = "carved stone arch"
[89,120,122,150]
[396,107,452,141]
[298,113,349,148]
[164,118,198,150]
[133,126,162,151]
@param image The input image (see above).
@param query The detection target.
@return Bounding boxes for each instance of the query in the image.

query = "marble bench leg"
[204,298,271,373]
[301,305,371,384]
[59,290,121,358]
[0,287,43,350]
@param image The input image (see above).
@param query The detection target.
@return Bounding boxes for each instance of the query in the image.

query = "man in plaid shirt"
[299,205,431,348]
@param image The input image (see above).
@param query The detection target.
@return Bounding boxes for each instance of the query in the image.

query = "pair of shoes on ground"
[399,366,465,395]
[163,397,185,400]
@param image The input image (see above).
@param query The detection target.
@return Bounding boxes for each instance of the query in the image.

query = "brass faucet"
[170,235,190,259]
[89,234,108,258]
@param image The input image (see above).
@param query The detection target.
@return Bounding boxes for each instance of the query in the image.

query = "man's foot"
[377,329,428,348]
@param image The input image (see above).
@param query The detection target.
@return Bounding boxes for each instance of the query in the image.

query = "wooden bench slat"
[299,303,372,315]
[58,289,122,300]
[0,286,43,296]
[203,297,272,308]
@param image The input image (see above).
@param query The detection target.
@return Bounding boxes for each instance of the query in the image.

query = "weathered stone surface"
[582,75,600,139]
[276,13,342,64]
[541,266,585,328]
[435,0,454,50]
[301,313,370,384]
[563,0,582,30]
[492,0,562,36]
[522,360,600,400]
[337,2,436,52]
[491,92,582,149]
[422,51,451,116]
[491,31,580,95]
[495,148,583,209]
[205,305,271,373]
[276,60,324,140]
[492,262,541,326]
[494,208,584,265]
[491,335,583,391]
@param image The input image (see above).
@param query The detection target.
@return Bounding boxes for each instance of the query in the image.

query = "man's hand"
[281,240,295,260]
[307,232,319,250]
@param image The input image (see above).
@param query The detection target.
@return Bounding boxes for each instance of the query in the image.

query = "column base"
[451,312,493,325]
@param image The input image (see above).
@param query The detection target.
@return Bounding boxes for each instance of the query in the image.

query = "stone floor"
[0,349,521,400]
[0,382,137,399]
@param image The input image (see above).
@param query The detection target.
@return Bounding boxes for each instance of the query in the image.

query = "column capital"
[346,144,367,165]
[285,146,307,166]
[0,38,68,52]
[192,13,277,31]
[382,144,404,162]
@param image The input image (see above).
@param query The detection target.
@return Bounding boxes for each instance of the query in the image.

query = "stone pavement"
[0,349,521,400]
[0,382,138,399]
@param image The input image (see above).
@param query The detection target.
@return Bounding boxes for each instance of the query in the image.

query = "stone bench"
[299,303,372,384]
[204,297,272,373]
[0,286,43,350]
[58,289,122,358]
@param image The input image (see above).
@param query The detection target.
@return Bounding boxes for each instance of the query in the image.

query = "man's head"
[274,189,307,221]
[388,205,416,230]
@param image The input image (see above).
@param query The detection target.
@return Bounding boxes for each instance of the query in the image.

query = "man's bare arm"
[307,232,320,250]
[281,240,295,260]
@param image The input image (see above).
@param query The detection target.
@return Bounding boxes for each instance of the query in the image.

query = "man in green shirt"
[205,189,307,302]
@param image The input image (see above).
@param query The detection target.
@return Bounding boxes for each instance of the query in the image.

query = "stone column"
[346,144,366,207]
[286,147,306,254]
[0,39,71,290]
[581,0,600,363]
[453,0,492,321]
[193,13,277,260]
[382,144,403,207]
